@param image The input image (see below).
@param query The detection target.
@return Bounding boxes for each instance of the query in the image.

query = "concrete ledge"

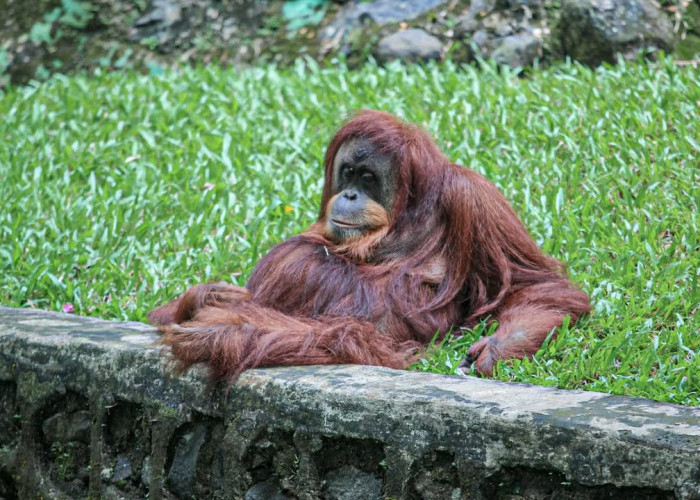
[0,306,698,499]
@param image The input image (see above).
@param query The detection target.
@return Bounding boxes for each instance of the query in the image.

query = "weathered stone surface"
[471,29,492,52]
[376,28,442,63]
[454,0,548,65]
[323,465,382,500]
[352,0,447,25]
[132,0,183,46]
[1,307,699,499]
[245,478,291,500]
[455,0,493,35]
[167,422,208,497]
[492,33,543,67]
[558,0,675,65]
[111,456,132,482]
[135,0,182,29]
[42,410,92,444]
[0,381,18,447]
[322,0,448,43]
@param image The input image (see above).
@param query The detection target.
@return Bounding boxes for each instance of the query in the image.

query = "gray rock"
[350,0,447,25]
[498,0,544,9]
[491,34,543,67]
[111,455,132,482]
[167,423,208,498]
[322,0,447,46]
[456,0,541,37]
[323,466,382,500]
[455,0,544,62]
[376,29,442,63]
[42,410,91,444]
[103,485,131,500]
[135,0,182,28]
[472,30,492,51]
[558,0,675,66]
[455,0,496,35]
[482,12,515,36]
[132,0,184,46]
[244,478,291,500]
[326,0,447,30]
[141,456,151,486]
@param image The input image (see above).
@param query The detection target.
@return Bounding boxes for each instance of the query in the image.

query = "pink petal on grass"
[62,303,75,314]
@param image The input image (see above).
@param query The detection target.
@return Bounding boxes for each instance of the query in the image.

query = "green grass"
[1,58,698,405]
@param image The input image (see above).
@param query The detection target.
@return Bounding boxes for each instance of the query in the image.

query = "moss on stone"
[676,33,700,59]
[2,308,699,497]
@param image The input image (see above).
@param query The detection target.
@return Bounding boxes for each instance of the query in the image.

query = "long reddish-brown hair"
[151,109,590,383]
[317,110,565,323]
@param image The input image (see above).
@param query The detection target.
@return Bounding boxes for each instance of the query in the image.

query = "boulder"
[491,33,543,67]
[321,0,448,53]
[455,0,496,34]
[349,0,447,26]
[376,29,442,63]
[455,0,546,65]
[558,0,675,66]
[323,0,448,41]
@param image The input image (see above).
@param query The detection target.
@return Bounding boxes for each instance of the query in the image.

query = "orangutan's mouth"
[331,219,363,229]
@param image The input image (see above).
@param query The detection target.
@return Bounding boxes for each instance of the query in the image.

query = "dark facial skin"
[326,138,396,242]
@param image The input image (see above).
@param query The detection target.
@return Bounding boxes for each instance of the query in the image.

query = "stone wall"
[0,306,699,499]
